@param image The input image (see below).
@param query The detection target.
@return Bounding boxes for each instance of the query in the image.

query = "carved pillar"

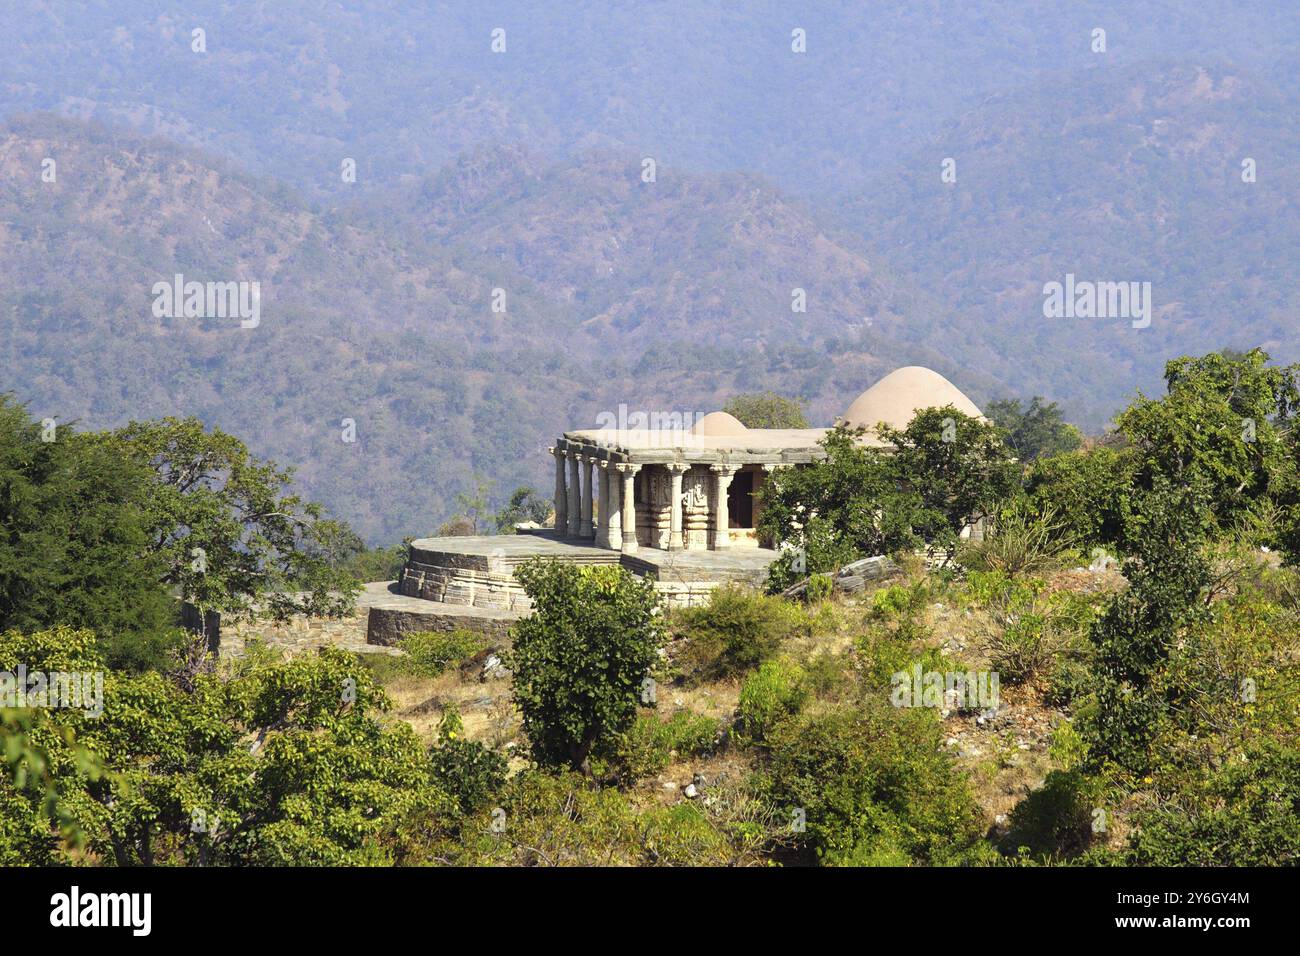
[566,451,582,537]
[551,446,567,533]
[605,464,622,550]
[580,456,595,538]
[667,462,688,551]
[596,461,611,547]
[709,464,739,550]
[619,464,640,554]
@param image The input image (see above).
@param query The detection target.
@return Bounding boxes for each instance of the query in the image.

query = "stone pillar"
[580,456,595,538]
[596,461,612,547]
[667,462,688,551]
[551,446,567,533]
[709,464,739,550]
[567,451,582,537]
[605,464,622,550]
[619,464,640,554]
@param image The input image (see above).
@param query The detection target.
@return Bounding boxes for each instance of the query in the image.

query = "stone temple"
[392,366,985,628]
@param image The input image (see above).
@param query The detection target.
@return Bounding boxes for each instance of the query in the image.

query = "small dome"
[841,366,983,432]
[692,411,749,437]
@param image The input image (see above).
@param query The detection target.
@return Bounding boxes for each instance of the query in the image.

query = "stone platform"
[399,530,780,611]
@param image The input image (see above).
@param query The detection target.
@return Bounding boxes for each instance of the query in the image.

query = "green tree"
[877,407,1020,554]
[985,396,1083,462]
[0,398,177,668]
[723,392,810,429]
[1118,349,1299,540]
[0,626,451,865]
[506,559,664,772]
[97,417,360,633]
[765,701,983,865]
[1080,484,1213,778]
[758,410,1017,587]
[1024,446,1136,550]
[494,486,552,532]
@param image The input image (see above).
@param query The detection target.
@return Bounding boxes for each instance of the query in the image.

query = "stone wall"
[223,606,372,657]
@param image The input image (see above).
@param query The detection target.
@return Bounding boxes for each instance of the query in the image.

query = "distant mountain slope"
[4,1,1296,201]
[1,116,988,543]
[842,61,1300,428]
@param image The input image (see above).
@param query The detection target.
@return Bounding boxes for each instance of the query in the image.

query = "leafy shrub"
[1000,770,1101,861]
[507,560,664,771]
[604,710,721,782]
[1044,655,1094,708]
[429,705,507,814]
[970,572,1094,685]
[673,586,804,683]
[398,628,486,678]
[957,503,1076,576]
[1123,742,1300,866]
[765,701,982,865]
[1025,447,1135,551]
[737,659,808,742]
[806,573,835,603]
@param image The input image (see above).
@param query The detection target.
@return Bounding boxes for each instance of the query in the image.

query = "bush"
[398,628,485,678]
[765,701,983,865]
[1025,447,1135,551]
[604,710,721,782]
[737,659,808,742]
[1123,742,1300,866]
[806,573,835,603]
[1000,770,1102,861]
[673,586,804,683]
[969,572,1094,685]
[957,503,1076,576]
[428,705,507,814]
[507,560,664,771]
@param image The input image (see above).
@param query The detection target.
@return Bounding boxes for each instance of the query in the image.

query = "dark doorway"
[727,470,754,528]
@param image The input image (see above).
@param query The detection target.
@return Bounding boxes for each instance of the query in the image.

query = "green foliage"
[0,627,454,865]
[1024,447,1135,551]
[494,486,552,531]
[957,502,1076,576]
[986,396,1084,462]
[507,560,664,771]
[760,411,1018,590]
[1118,348,1299,544]
[737,659,808,743]
[397,629,485,679]
[0,397,179,669]
[672,585,804,683]
[428,706,507,814]
[1000,769,1101,861]
[969,572,1096,685]
[99,416,361,626]
[1079,484,1214,777]
[1122,742,1300,866]
[805,573,835,602]
[764,701,983,865]
[604,710,721,783]
[722,392,810,429]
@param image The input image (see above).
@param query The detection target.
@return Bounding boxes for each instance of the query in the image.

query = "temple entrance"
[727,470,754,528]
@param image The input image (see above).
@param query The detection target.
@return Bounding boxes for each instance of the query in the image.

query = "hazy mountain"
[842,60,1300,428]
[2,3,1298,539]
[5,1,1297,200]
[0,116,975,542]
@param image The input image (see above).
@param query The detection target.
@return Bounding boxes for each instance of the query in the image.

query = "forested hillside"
[2,3,1299,539]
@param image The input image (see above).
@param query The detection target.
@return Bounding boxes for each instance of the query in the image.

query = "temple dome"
[841,366,983,432]
[692,411,749,437]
